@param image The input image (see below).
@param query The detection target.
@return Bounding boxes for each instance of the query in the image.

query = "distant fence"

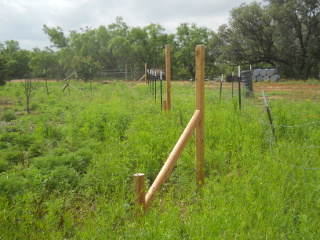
[93,68,144,82]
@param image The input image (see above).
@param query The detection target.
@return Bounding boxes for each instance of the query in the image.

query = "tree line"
[0,0,319,85]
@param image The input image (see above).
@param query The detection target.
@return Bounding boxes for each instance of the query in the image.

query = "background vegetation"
[0,80,319,238]
[0,0,319,83]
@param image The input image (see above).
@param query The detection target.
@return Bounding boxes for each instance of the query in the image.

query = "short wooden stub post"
[134,173,145,215]
[195,45,205,187]
[165,44,171,111]
[163,100,167,111]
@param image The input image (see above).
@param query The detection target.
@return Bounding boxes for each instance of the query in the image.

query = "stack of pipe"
[252,68,280,82]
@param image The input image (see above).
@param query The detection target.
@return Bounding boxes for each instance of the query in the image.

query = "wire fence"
[10,66,145,82]
[93,68,145,82]
[237,88,320,171]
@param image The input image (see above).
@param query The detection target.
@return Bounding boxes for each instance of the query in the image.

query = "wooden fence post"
[134,173,145,214]
[163,100,167,111]
[195,45,205,187]
[166,44,171,111]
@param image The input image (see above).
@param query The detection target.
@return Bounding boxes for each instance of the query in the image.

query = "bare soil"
[202,81,320,101]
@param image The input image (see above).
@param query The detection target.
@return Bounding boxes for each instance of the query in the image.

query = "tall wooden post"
[195,45,205,187]
[165,45,171,111]
[134,173,145,214]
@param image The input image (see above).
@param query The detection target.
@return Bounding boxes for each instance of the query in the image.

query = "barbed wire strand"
[62,71,76,82]
[275,157,320,170]
[268,137,320,149]
[240,89,320,128]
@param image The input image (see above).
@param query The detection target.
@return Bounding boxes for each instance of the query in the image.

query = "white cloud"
[0,0,261,50]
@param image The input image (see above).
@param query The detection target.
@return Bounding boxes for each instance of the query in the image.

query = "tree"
[73,56,102,82]
[1,40,31,78]
[206,25,233,77]
[229,3,275,66]
[0,55,10,85]
[29,47,58,78]
[174,23,212,79]
[222,1,320,79]
[22,79,38,114]
[267,0,320,78]
[43,25,69,49]
[129,24,174,68]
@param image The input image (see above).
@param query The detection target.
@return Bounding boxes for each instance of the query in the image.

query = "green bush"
[1,149,23,165]
[1,110,16,121]
[66,148,93,174]
[0,159,9,173]
[0,171,28,196]
[46,166,80,191]
[28,141,44,158]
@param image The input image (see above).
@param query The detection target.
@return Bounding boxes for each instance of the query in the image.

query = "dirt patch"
[253,82,320,100]
[10,79,59,83]
[0,99,13,105]
[201,81,320,101]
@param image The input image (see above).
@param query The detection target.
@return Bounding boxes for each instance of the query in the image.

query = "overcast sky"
[1,0,261,50]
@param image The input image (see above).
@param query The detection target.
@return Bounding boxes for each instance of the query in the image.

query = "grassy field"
[0,79,319,239]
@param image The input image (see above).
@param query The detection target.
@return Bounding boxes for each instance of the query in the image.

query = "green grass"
[0,80,319,239]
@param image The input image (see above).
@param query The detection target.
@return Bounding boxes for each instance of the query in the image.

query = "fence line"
[242,105,320,129]
[62,71,76,82]
[240,90,320,128]
[94,68,145,81]
[237,90,320,151]
[260,120,320,128]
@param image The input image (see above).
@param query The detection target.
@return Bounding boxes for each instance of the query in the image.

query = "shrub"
[1,149,23,165]
[28,141,44,158]
[32,155,63,171]
[66,148,93,174]
[1,110,16,122]
[0,159,9,173]
[46,165,80,191]
[0,172,28,196]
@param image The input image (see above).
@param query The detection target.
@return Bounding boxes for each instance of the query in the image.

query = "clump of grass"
[1,110,16,121]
